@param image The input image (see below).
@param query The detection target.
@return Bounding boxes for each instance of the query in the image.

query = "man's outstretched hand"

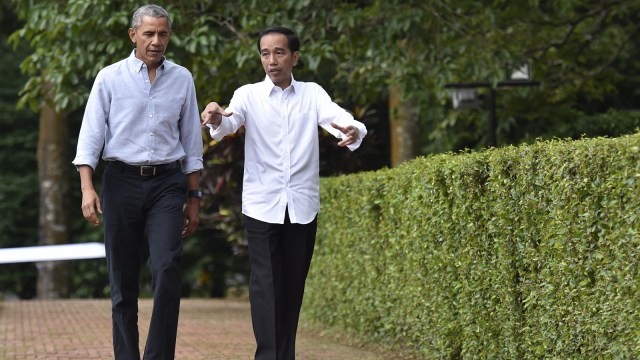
[201,102,233,128]
[331,122,359,147]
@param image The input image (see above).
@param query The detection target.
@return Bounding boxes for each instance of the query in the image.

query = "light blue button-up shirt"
[73,50,203,174]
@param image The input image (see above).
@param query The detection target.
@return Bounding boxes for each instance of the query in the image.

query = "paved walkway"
[0,299,385,359]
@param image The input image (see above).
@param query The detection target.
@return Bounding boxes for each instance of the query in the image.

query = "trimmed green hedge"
[304,133,640,358]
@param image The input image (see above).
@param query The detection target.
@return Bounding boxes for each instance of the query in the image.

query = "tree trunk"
[36,86,70,299]
[389,85,419,167]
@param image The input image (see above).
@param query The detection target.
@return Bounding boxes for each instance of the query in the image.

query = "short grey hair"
[131,4,172,30]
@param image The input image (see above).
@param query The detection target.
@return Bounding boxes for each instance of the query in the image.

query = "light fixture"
[506,61,532,81]
[451,88,482,110]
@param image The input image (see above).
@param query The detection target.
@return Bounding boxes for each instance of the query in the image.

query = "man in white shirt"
[201,26,366,360]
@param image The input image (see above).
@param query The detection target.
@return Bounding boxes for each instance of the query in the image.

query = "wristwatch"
[187,189,203,199]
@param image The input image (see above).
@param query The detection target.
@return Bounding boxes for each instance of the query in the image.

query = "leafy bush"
[304,132,640,358]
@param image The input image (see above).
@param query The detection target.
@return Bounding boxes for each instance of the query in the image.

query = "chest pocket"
[157,98,184,130]
[290,112,318,142]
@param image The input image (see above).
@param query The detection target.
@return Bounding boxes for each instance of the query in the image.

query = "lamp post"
[445,62,540,147]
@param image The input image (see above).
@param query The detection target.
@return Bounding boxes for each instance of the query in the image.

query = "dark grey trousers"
[244,211,317,360]
[102,161,186,360]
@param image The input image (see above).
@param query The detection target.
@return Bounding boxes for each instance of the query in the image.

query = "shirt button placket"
[282,91,291,216]
[148,85,155,161]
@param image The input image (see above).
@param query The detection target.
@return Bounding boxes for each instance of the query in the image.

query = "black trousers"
[101,162,187,360]
[244,211,317,360]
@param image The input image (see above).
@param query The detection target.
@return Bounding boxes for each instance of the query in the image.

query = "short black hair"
[256,26,300,53]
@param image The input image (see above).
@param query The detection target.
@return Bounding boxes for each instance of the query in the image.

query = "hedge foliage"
[304,133,640,358]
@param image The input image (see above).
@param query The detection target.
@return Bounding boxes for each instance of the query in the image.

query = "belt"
[109,160,181,176]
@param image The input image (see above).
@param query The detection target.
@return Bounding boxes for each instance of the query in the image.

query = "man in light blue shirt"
[202,26,367,360]
[72,4,203,359]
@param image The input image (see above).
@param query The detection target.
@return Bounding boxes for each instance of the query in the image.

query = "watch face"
[188,190,203,198]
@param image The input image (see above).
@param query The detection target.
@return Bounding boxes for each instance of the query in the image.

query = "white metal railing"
[0,242,106,264]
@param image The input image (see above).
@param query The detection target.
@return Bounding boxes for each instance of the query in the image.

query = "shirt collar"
[127,49,167,73]
[263,74,298,97]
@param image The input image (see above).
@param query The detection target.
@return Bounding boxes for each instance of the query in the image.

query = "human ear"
[128,28,136,43]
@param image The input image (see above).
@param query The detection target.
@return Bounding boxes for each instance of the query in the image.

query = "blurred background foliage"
[0,0,638,298]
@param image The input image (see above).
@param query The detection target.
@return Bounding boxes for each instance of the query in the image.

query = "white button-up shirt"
[209,76,367,224]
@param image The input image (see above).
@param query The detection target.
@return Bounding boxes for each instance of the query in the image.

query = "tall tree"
[319,0,640,151]
[35,83,70,298]
[8,0,133,298]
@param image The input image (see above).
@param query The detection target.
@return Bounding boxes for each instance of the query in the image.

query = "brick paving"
[0,299,384,359]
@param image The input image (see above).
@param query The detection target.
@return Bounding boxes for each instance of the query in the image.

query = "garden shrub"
[304,133,640,358]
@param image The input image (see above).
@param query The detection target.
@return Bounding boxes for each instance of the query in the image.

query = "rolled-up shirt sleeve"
[315,84,367,151]
[72,70,110,171]
[179,78,204,174]
[208,88,247,141]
